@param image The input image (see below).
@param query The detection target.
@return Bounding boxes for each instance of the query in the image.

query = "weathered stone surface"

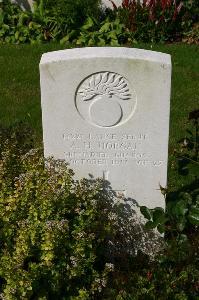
[11,0,34,11]
[102,0,122,8]
[40,47,171,208]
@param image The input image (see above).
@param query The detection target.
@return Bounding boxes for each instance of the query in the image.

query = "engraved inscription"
[75,72,137,128]
[63,132,165,168]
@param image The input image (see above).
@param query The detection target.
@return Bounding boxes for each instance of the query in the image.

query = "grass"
[0,43,198,189]
[0,43,67,137]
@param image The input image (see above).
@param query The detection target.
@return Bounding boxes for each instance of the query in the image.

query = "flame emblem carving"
[75,71,137,128]
[78,72,131,101]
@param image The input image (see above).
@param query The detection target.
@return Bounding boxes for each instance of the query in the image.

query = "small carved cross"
[102,171,126,199]
[102,170,109,180]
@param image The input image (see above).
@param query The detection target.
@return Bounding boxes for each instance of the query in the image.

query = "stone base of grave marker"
[40,47,171,209]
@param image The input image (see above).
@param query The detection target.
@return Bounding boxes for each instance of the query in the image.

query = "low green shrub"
[0,120,199,299]
[39,0,101,29]
[0,0,70,43]
[183,22,199,44]
[60,16,131,47]
[0,152,110,299]
[0,123,36,189]
[100,110,198,299]
[0,123,163,299]
[140,110,199,286]
[0,0,102,44]
[141,110,199,234]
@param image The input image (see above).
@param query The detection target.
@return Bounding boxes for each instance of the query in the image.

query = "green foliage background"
[41,0,101,27]
[0,0,198,44]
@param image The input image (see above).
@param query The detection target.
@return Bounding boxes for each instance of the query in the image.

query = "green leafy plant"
[0,120,199,299]
[39,0,101,29]
[140,110,199,267]
[0,0,44,44]
[0,124,162,299]
[0,0,198,45]
[0,148,111,298]
[0,0,102,44]
[176,109,199,178]
[109,0,197,42]
[60,16,131,47]
[183,22,199,44]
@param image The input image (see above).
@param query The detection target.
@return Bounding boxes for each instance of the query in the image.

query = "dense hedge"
[0,0,198,45]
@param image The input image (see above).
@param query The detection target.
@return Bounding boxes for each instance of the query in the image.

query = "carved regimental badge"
[75,72,137,128]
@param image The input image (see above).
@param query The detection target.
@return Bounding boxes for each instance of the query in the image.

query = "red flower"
[147,271,153,280]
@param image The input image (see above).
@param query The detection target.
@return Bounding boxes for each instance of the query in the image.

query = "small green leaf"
[145,221,156,229]
[99,22,111,33]
[177,234,188,244]
[60,35,69,45]
[157,223,165,233]
[81,17,94,30]
[152,207,166,225]
[140,206,152,220]
[190,206,199,214]
[15,31,19,40]
[97,37,106,46]
[2,24,9,30]
[172,200,188,216]
[110,39,119,46]
[180,192,193,204]
[176,216,186,232]
[188,206,199,225]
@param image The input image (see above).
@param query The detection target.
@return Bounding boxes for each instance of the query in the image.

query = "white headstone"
[102,0,122,8]
[11,0,34,11]
[40,47,171,209]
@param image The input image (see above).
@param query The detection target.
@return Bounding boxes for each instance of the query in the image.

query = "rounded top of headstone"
[40,47,171,66]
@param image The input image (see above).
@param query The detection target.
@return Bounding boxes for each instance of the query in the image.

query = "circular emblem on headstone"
[75,71,137,128]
